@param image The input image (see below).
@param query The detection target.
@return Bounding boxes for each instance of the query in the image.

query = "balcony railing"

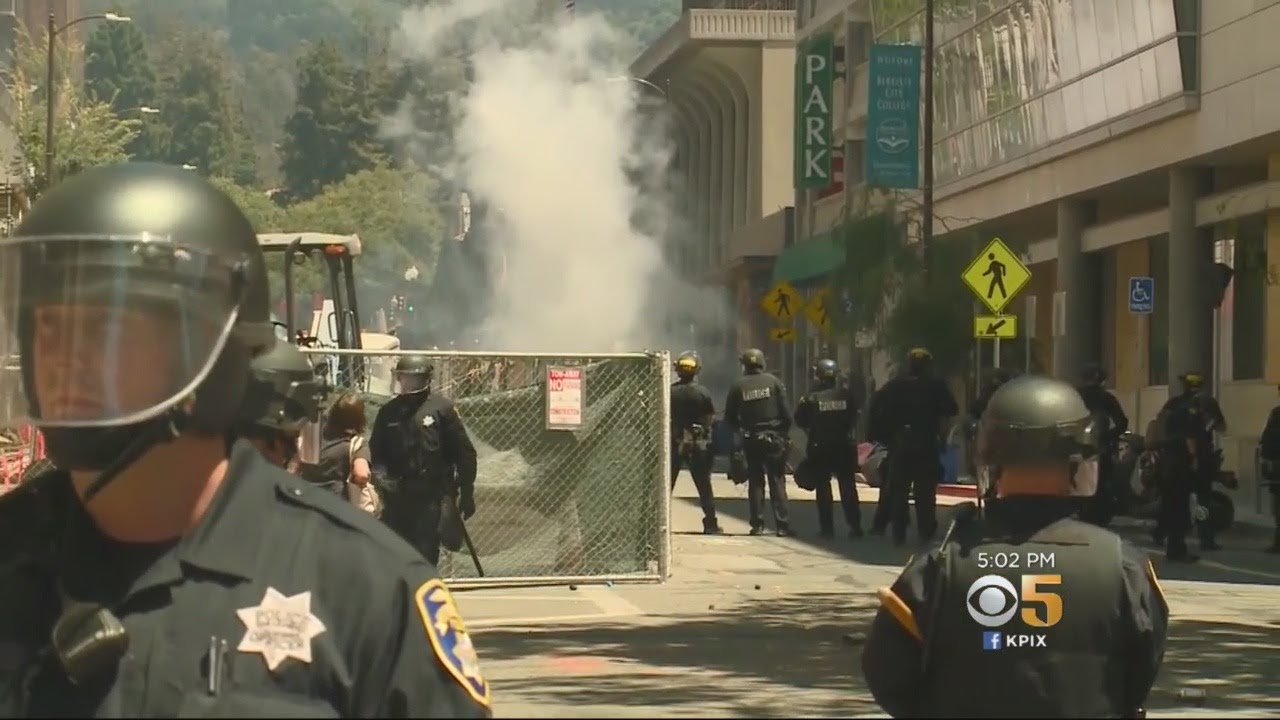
[683,0,796,9]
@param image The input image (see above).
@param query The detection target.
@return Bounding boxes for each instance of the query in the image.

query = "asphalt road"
[454,476,1280,718]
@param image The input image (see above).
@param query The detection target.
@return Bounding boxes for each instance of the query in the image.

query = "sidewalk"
[455,476,1280,718]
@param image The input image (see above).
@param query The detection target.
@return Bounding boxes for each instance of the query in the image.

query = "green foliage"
[150,31,258,184]
[1,29,140,196]
[84,20,160,158]
[279,40,384,201]
[208,177,284,231]
[284,165,445,299]
[832,194,976,378]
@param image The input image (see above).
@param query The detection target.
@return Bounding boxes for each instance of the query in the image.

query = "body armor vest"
[736,373,781,429]
[920,517,1128,718]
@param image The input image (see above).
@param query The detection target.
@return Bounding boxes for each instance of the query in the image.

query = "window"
[1232,215,1266,380]
[1148,234,1169,385]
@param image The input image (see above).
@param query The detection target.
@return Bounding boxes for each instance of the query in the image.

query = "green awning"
[771,232,845,286]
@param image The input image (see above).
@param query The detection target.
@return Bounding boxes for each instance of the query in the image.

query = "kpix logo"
[968,574,1063,649]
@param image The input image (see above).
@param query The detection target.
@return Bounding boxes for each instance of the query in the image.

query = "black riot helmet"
[395,354,434,394]
[739,348,766,372]
[674,351,700,380]
[905,347,932,377]
[1081,363,1106,387]
[977,375,1100,496]
[236,341,326,435]
[813,358,839,387]
[1178,371,1205,395]
[1,162,273,497]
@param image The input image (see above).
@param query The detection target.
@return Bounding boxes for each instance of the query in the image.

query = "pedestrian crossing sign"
[762,281,801,322]
[962,238,1031,315]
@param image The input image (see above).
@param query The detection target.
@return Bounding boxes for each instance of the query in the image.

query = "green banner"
[865,43,922,189]
[794,33,835,190]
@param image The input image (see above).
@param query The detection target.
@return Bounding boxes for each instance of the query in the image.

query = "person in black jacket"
[1076,363,1129,527]
[724,348,794,536]
[233,339,327,470]
[862,375,1168,718]
[795,358,863,539]
[370,354,479,565]
[670,351,722,534]
[866,348,958,544]
[1257,385,1280,553]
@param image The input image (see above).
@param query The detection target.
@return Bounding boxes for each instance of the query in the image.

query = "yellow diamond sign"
[804,288,832,337]
[962,238,1031,315]
[762,281,801,322]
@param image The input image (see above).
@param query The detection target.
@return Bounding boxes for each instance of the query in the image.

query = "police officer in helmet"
[233,340,327,471]
[0,163,492,716]
[724,348,795,536]
[795,358,863,539]
[1153,371,1227,560]
[861,375,1168,717]
[1076,363,1128,526]
[370,354,479,565]
[670,351,723,534]
[867,347,958,544]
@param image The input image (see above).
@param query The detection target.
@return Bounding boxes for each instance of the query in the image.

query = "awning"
[770,232,845,286]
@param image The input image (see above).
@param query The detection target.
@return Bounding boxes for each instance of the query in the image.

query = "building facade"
[788,0,1280,522]
[631,0,799,391]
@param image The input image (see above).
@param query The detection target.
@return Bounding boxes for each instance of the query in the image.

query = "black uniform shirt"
[861,497,1168,718]
[724,372,792,433]
[795,385,859,449]
[670,380,715,432]
[0,440,492,718]
[370,391,478,497]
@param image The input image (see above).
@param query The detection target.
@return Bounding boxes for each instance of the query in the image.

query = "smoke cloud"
[386,0,730,355]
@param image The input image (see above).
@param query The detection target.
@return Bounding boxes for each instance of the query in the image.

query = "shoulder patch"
[414,578,490,707]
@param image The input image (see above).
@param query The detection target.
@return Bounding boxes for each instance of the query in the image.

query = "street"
[456,476,1280,718]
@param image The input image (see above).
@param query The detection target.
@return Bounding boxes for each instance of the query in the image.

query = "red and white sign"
[546,366,584,430]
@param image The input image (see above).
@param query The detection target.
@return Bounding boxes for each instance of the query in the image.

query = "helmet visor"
[1070,458,1099,497]
[0,235,244,427]
[295,419,322,465]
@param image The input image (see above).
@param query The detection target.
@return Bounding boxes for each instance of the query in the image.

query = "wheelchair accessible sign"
[1128,277,1154,314]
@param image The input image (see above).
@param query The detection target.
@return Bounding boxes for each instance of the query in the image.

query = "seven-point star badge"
[236,587,327,671]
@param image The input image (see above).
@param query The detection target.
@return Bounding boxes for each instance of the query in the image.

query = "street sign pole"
[993,332,1001,370]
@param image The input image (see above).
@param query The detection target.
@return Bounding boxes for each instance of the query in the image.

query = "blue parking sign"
[1129,277,1154,314]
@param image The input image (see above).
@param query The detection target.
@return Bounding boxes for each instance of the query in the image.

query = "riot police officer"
[867,348,958,544]
[234,339,327,470]
[1076,363,1129,526]
[370,354,479,565]
[724,348,794,536]
[1258,385,1280,553]
[670,351,722,535]
[861,375,1168,717]
[795,359,863,539]
[0,163,492,716]
[1155,371,1226,560]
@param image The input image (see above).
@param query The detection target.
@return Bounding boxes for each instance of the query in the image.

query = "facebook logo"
[982,632,1003,650]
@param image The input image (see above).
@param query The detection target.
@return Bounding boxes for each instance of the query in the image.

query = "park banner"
[865,43,922,190]
[794,33,834,190]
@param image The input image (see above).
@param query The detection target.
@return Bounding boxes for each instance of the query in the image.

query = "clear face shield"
[395,371,430,394]
[977,416,1101,499]
[0,235,243,428]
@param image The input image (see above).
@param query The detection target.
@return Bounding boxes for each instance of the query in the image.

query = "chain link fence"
[301,348,672,588]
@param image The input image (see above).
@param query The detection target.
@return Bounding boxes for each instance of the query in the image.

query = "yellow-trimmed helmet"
[907,347,932,361]
[675,351,700,376]
[1180,372,1204,390]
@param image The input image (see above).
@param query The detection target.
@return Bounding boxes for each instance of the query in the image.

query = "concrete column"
[1167,167,1213,381]
[1053,199,1099,380]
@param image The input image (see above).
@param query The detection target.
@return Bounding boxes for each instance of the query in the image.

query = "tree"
[84,19,160,158]
[150,31,258,185]
[209,177,285,232]
[284,164,444,300]
[279,40,383,201]
[832,192,975,379]
[1,29,140,196]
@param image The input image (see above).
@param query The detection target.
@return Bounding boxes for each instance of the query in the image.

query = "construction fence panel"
[302,348,672,587]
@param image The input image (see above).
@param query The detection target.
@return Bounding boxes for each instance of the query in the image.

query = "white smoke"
[387,0,727,354]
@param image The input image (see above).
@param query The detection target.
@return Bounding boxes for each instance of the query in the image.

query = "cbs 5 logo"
[966,574,1063,628]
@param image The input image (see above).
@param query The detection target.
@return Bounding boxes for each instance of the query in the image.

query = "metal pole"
[993,336,1001,370]
[44,13,55,187]
[920,0,935,279]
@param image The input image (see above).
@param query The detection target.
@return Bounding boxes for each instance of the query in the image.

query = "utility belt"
[675,424,711,459]
[744,428,789,460]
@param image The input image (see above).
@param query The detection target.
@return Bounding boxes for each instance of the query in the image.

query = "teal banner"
[865,43,922,190]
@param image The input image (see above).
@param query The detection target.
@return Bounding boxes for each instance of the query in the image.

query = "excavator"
[257,232,400,395]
